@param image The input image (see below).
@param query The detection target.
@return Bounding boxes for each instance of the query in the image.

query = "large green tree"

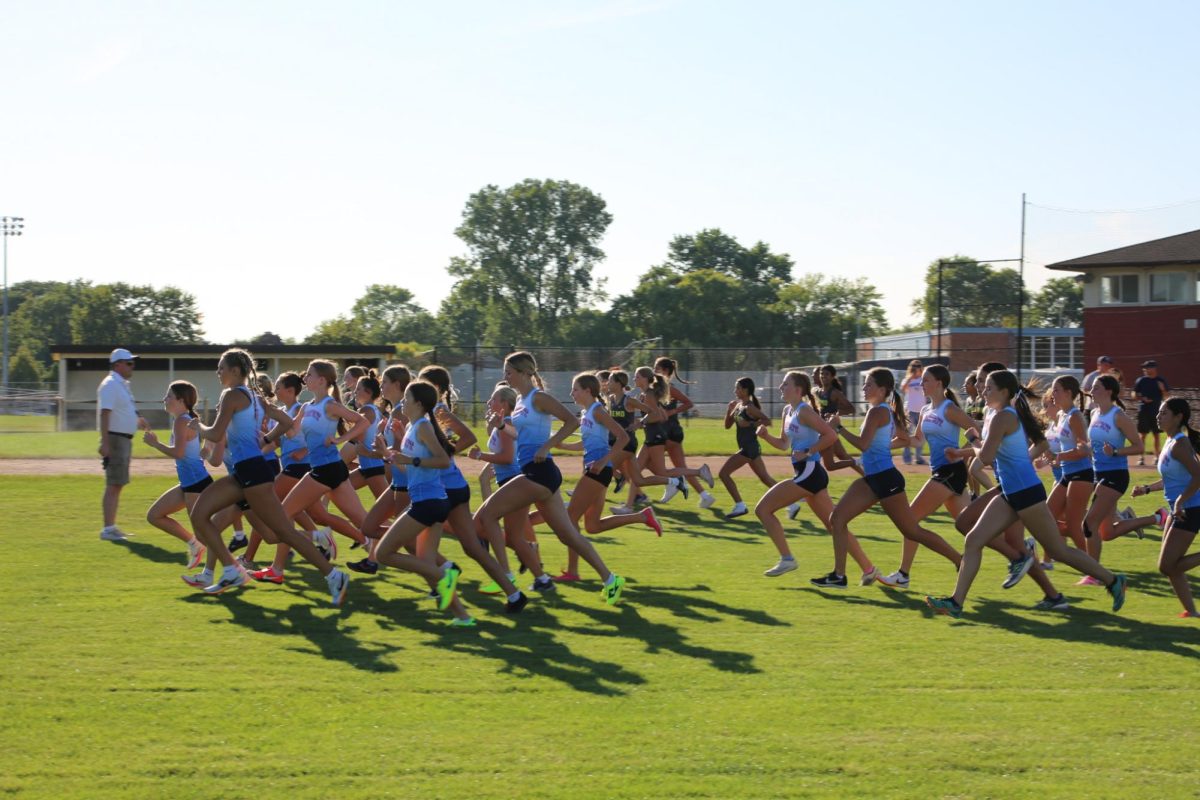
[69,283,205,345]
[6,280,92,363]
[912,256,1022,328]
[770,274,888,358]
[1028,276,1084,327]
[308,284,435,345]
[441,179,613,344]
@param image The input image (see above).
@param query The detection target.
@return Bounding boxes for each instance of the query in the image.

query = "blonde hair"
[505,351,544,390]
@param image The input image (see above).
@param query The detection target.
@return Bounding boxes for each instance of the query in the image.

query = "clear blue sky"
[4,0,1200,343]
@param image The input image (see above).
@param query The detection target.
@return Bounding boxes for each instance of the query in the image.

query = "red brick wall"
[1083,305,1200,386]
[944,332,1015,372]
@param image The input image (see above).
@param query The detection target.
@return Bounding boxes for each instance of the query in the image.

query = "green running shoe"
[436,564,462,611]
[925,595,962,619]
[447,616,477,628]
[1108,573,1128,612]
[602,574,626,606]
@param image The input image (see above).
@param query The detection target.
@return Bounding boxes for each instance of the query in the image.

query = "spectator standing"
[98,348,145,541]
[1134,360,1170,466]
[1081,355,1115,415]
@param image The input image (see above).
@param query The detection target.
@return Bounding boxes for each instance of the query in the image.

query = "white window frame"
[1148,271,1188,304]
[1100,273,1140,305]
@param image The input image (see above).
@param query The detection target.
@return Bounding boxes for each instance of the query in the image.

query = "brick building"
[1047,229,1200,386]
[856,326,1082,374]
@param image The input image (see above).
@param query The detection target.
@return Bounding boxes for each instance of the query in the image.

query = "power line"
[1027,197,1200,214]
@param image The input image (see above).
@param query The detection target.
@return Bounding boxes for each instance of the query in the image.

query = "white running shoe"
[661,477,681,503]
[1024,536,1036,560]
[860,566,880,586]
[186,538,206,570]
[698,491,716,510]
[725,501,749,518]
[326,568,349,607]
[877,570,910,588]
[203,569,247,595]
[610,504,634,515]
[698,463,715,489]
[764,558,799,577]
[181,571,213,589]
[99,527,128,542]
[787,502,802,520]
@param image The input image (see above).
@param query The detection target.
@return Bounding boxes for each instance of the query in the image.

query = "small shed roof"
[1046,228,1200,271]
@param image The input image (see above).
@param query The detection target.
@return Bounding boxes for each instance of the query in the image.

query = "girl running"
[1043,377,1093,555]
[754,371,879,583]
[826,366,962,588]
[349,365,412,574]
[349,372,392,499]
[1133,398,1200,618]
[655,357,717,509]
[184,348,349,604]
[926,370,1127,618]
[249,360,369,584]
[142,380,209,569]
[474,351,627,605]
[621,366,713,510]
[1081,374,1142,582]
[879,365,978,587]
[719,377,775,519]
[554,373,662,581]
[605,370,661,515]
[815,365,861,474]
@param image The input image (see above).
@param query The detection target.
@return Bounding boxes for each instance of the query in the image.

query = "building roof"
[1046,228,1200,271]
[52,343,394,359]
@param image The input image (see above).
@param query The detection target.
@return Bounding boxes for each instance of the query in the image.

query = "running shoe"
[1002,552,1034,589]
[532,575,558,595]
[186,539,206,570]
[317,528,338,562]
[725,502,749,519]
[1179,611,1198,619]
[519,542,538,574]
[678,478,690,500]
[565,488,574,497]
[1075,575,1102,586]
[181,571,212,589]
[505,592,528,614]
[660,477,681,503]
[478,578,506,595]
[698,491,716,509]
[877,570,910,588]
[1041,560,1055,571]
[204,569,248,595]
[613,474,626,494]
[553,571,582,582]
[1034,593,1070,611]
[763,558,798,577]
[633,493,650,507]
[228,532,248,553]
[236,556,259,571]
[1155,507,1170,529]
[602,574,626,605]
[326,568,349,607]
[698,463,715,488]
[1108,573,1128,612]
[926,595,963,618]
[1024,536,1036,560]
[447,616,477,628]
[435,564,460,610]
[860,566,880,586]
[810,572,848,589]
[610,504,634,515]
[915,456,927,466]
[642,507,663,536]
[250,566,285,584]
[1117,506,1135,522]
[787,502,802,520]
[99,527,129,542]
[347,558,378,575]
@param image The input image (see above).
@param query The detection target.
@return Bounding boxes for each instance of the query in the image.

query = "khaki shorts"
[105,434,132,486]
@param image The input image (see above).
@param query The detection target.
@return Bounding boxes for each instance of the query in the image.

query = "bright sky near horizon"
[4,0,1200,344]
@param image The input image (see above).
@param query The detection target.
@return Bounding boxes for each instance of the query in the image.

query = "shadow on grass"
[655,509,761,545]
[120,538,187,566]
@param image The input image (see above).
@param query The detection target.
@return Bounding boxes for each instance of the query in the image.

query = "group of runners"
[136,348,1200,625]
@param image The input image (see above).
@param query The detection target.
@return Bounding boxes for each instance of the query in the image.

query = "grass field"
[0,417,825,460]
[3,472,1197,799]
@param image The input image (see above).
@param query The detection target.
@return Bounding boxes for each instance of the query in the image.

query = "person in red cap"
[97,347,146,541]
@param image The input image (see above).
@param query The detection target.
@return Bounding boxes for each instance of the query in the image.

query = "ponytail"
[992,370,1046,444]
[654,356,690,385]
[1093,375,1126,410]
[783,371,818,411]
[417,365,457,412]
[307,359,346,435]
[505,351,544,391]
[1053,375,1085,413]
[736,377,761,410]
[924,365,959,407]
[408,380,454,456]
[865,366,906,432]
[168,380,199,418]
[1164,397,1200,451]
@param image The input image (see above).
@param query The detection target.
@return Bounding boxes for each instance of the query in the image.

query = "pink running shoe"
[1155,508,1170,529]
[553,571,582,583]
[642,507,663,537]
[1075,575,1102,587]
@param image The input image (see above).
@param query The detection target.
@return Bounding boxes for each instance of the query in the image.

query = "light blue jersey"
[1089,406,1129,472]
[1158,433,1200,509]
[783,402,821,463]
[1049,407,1090,476]
[302,396,340,467]
[489,420,521,482]
[513,387,554,467]
[383,417,407,489]
[921,399,961,470]
[990,407,1041,494]
[859,404,896,476]
[173,412,209,487]
[432,401,467,490]
[226,386,265,464]
[279,402,308,468]
[580,401,611,466]
[357,403,385,471]
[402,417,446,503]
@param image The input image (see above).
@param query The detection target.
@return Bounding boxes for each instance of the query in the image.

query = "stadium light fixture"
[1,216,25,389]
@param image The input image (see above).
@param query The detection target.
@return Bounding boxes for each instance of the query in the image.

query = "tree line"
[3,178,1082,381]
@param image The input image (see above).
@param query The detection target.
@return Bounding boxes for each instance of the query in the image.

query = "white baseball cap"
[109,348,138,362]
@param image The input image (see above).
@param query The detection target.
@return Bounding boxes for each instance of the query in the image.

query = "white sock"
[232,528,246,540]
[222,564,239,578]
[507,591,522,602]
[604,574,616,586]
[198,567,213,578]
[701,491,714,500]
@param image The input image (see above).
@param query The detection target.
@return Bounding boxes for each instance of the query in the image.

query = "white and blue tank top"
[302,396,340,468]
[1089,406,1129,473]
[920,399,961,470]
[1158,433,1200,509]
[173,412,210,487]
[402,417,446,503]
[859,404,896,476]
[488,419,522,482]
[279,402,308,468]
[990,406,1041,494]
[783,402,821,463]
[580,401,611,467]
[1048,407,1090,476]
[226,386,265,464]
[512,387,554,467]
[357,403,385,471]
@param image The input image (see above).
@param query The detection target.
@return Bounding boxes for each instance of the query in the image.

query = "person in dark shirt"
[1133,360,1169,465]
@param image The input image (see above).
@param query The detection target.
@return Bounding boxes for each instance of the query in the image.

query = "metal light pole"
[1,216,25,389]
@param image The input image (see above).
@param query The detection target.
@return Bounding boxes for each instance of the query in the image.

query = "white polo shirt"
[98,371,138,435]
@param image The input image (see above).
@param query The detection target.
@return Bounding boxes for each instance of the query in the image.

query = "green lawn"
[2,473,1196,799]
[0,417,829,459]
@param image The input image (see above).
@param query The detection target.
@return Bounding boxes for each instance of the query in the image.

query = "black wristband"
[411,456,421,468]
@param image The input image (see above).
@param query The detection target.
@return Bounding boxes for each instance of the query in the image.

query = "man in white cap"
[97,348,145,540]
